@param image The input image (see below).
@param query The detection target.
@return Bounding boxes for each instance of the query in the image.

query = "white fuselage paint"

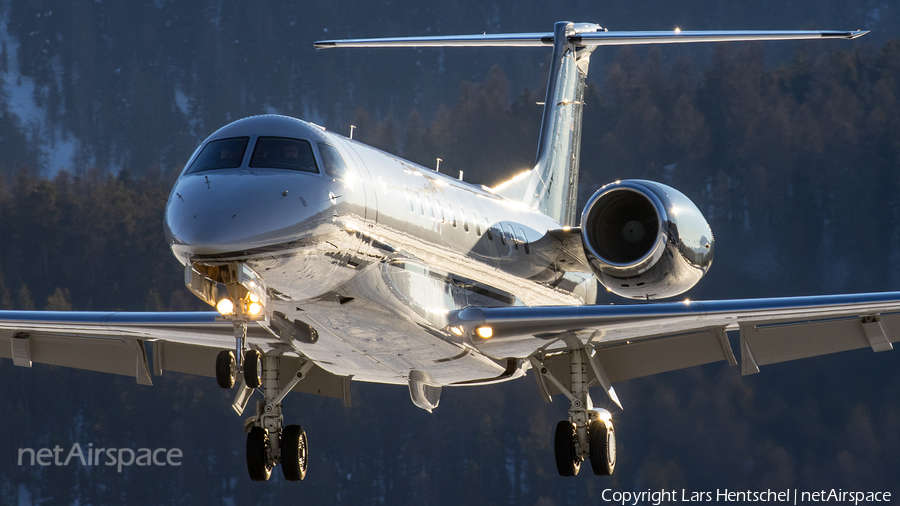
[165,115,591,387]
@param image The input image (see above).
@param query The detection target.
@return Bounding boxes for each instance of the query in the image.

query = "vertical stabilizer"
[518,22,599,226]
[315,23,861,227]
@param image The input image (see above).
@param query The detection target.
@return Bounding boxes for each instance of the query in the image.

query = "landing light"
[248,293,260,303]
[248,302,263,316]
[476,326,493,339]
[449,326,464,337]
[216,298,234,315]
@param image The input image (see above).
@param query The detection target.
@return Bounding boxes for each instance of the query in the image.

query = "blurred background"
[1,0,899,504]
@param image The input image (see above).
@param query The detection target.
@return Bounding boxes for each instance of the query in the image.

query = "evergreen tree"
[16,284,34,310]
[45,287,72,311]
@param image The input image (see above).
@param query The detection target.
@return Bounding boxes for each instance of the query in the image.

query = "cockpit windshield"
[186,137,249,174]
[249,137,319,173]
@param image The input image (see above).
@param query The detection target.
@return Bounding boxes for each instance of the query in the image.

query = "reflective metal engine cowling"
[580,180,714,299]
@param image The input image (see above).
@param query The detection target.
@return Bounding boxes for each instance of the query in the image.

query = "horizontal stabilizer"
[315,29,866,49]
[574,30,866,46]
[315,33,553,48]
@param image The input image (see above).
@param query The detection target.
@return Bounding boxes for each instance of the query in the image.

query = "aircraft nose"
[165,172,332,261]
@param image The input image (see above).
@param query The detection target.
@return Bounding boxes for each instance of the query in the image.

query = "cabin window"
[405,188,414,212]
[250,137,319,173]
[461,207,469,232]
[485,216,493,240]
[504,224,516,249]
[519,228,530,254]
[318,143,349,179]
[425,195,435,220]
[473,212,481,236]
[448,203,457,227]
[186,137,249,174]
[436,199,445,223]
[415,191,424,215]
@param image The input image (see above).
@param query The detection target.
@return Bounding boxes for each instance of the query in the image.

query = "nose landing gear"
[245,424,309,482]
[215,350,237,389]
[217,320,313,482]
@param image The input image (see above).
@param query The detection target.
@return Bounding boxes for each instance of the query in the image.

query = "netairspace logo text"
[18,443,182,473]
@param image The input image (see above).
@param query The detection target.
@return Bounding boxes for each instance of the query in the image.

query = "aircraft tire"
[244,349,263,388]
[215,350,236,389]
[589,419,616,476]
[246,426,272,482]
[554,420,580,477]
[281,424,309,482]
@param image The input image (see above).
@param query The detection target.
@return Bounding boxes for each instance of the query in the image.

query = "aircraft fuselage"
[164,115,593,386]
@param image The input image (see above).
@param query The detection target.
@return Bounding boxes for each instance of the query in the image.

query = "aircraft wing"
[0,311,348,400]
[450,292,900,384]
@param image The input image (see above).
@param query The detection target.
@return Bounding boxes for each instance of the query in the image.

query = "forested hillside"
[1,1,900,504]
[0,0,897,177]
[2,38,898,311]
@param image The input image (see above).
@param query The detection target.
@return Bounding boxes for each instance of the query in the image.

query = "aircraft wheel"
[554,420,580,477]
[215,350,236,389]
[281,424,309,482]
[589,419,616,476]
[244,349,263,388]
[246,426,272,482]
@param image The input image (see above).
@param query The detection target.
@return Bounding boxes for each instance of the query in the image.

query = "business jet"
[1,21,891,482]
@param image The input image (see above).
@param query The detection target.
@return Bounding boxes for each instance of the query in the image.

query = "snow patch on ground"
[17,485,32,506]
[0,7,81,175]
[174,87,190,116]
[175,81,205,139]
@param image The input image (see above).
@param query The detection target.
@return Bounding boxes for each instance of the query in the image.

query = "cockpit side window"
[318,143,349,179]
[250,137,319,173]
[186,137,249,174]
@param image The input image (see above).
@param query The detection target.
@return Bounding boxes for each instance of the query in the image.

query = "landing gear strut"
[215,318,312,482]
[198,261,308,482]
[531,346,618,477]
[239,353,313,482]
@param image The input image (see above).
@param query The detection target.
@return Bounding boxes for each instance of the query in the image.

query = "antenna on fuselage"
[349,125,357,139]
[435,158,442,172]
[458,170,464,181]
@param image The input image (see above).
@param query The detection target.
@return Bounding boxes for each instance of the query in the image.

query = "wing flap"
[452,292,900,382]
[740,314,899,374]
[152,340,219,378]
[151,341,348,401]
[540,327,734,396]
[0,311,350,401]
[599,327,733,383]
[1,332,151,384]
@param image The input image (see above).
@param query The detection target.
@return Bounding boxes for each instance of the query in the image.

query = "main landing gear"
[531,347,618,477]
[216,321,311,482]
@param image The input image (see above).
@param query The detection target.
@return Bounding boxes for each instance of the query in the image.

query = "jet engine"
[580,180,714,299]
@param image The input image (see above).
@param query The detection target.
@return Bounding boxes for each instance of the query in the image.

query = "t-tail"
[315,22,866,226]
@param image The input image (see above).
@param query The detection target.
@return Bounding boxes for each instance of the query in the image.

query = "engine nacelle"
[580,180,714,299]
